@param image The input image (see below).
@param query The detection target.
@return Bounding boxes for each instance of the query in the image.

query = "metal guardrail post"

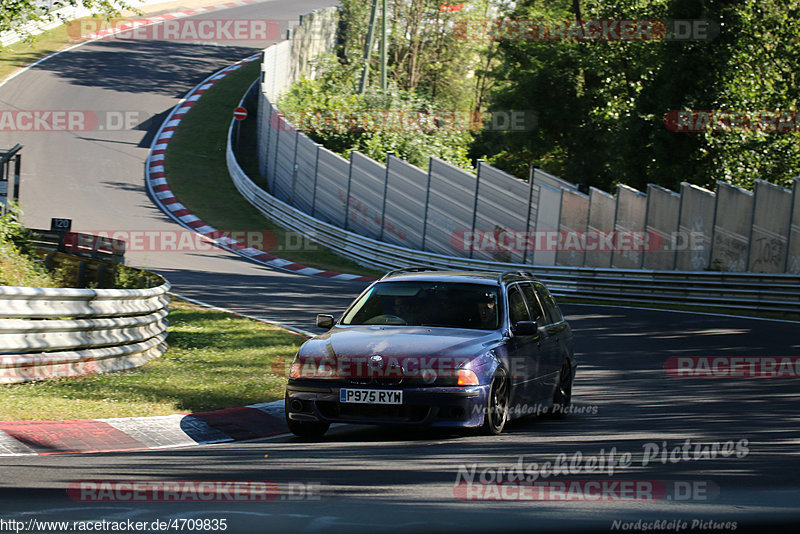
[523,172,535,265]
[344,150,355,231]
[469,160,483,259]
[290,130,300,205]
[266,104,273,191]
[270,111,281,190]
[378,152,393,242]
[310,144,321,218]
[421,158,433,252]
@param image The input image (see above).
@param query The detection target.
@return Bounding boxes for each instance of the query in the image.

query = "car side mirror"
[512,320,538,336]
[316,314,335,329]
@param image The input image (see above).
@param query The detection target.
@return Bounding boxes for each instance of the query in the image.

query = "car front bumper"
[285,381,489,428]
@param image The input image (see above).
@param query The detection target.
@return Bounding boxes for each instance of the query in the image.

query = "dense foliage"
[0,206,56,287]
[0,1,132,42]
[471,0,800,191]
[278,55,475,170]
[289,0,800,192]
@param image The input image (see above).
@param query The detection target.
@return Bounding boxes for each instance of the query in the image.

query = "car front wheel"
[481,368,510,435]
[548,361,573,418]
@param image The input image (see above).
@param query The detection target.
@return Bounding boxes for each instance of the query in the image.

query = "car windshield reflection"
[341,282,501,330]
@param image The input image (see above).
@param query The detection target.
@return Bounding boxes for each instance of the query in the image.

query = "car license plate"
[340,388,403,405]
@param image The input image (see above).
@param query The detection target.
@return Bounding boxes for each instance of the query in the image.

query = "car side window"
[520,283,547,324]
[535,283,564,324]
[507,285,530,325]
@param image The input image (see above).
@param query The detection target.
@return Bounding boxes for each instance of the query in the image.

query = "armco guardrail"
[0,280,170,384]
[228,120,800,315]
[30,229,125,264]
[255,8,800,275]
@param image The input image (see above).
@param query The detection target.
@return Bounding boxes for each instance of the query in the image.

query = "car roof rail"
[381,266,441,279]
[497,270,537,283]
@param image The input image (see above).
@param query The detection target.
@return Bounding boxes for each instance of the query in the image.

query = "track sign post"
[233,107,247,150]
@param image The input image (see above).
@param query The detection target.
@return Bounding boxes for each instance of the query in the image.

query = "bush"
[278,55,475,172]
[0,205,58,287]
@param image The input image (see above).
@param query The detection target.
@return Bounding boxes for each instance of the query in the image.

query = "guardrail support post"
[421,158,433,252]
[310,144,321,218]
[344,150,355,231]
[378,151,393,242]
[523,171,535,265]
[469,161,483,259]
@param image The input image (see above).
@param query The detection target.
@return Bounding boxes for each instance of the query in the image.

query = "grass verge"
[164,60,384,278]
[0,299,301,421]
[0,26,75,82]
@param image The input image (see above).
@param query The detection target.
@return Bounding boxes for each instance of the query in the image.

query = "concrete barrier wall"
[676,183,715,271]
[710,182,753,272]
[643,184,679,270]
[749,180,793,273]
[612,185,647,269]
[585,187,615,268]
[423,158,476,257]
[252,6,800,274]
[788,178,800,274]
[531,184,562,266]
[472,162,530,264]
[346,151,386,241]
[292,133,318,214]
[556,189,589,267]
[311,147,349,228]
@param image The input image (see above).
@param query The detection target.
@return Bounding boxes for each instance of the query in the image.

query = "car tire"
[548,361,573,418]
[481,368,510,435]
[287,418,330,438]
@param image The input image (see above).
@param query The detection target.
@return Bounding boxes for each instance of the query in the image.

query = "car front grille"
[316,401,429,423]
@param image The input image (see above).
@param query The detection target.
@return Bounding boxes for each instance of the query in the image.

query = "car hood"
[300,325,502,362]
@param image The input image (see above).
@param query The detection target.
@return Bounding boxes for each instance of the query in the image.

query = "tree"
[1,1,133,42]
[471,0,800,192]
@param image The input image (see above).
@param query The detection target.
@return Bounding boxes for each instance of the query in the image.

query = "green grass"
[0,299,302,421]
[164,60,383,278]
[0,26,73,82]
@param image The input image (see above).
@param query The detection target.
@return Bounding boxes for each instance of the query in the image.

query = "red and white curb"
[145,57,377,283]
[0,401,286,456]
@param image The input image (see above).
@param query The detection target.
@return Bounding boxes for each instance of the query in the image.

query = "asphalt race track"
[1,1,800,532]
[0,0,364,332]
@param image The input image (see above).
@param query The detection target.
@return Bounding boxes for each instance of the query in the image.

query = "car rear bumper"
[285,381,489,428]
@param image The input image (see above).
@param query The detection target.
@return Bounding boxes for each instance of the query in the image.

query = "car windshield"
[341,281,501,330]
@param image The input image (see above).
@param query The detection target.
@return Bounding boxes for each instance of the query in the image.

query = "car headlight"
[289,358,338,379]
[289,360,303,379]
[457,369,479,386]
